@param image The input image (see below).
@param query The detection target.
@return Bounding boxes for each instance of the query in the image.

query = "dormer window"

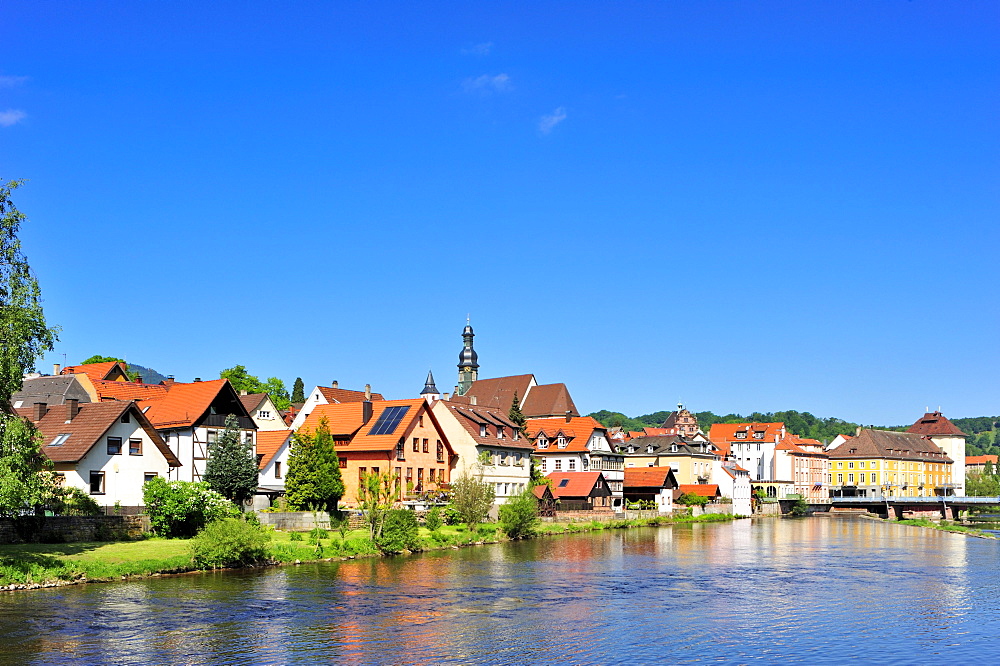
[557,435,567,448]
[736,431,747,439]
[480,424,487,437]
[753,431,764,439]
[671,444,678,452]
[497,426,505,439]
[513,430,520,440]
[537,436,548,449]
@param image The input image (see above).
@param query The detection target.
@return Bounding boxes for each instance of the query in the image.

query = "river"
[1,516,998,664]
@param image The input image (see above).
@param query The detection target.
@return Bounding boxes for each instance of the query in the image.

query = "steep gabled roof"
[302,399,452,454]
[463,374,535,411]
[62,361,130,382]
[239,393,268,413]
[92,380,169,403]
[532,484,555,500]
[907,412,967,437]
[521,383,579,418]
[527,416,606,453]
[256,429,292,469]
[12,375,91,407]
[709,422,785,443]
[624,466,677,489]
[828,429,952,463]
[18,400,179,466]
[298,402,368,437]
[546,471,606,498]
[441,401,535,451]
[142,379,239,428]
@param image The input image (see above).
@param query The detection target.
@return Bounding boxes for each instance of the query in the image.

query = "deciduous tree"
[219,365,291,410]
[450,454,495,530]
[285,417,344,512]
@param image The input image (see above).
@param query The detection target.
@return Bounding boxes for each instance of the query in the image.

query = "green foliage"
[289,530,303,541]
[46,484,101,516]
[0,414,51,518]
[509,392,527,434]
[586,410,648,434]
[424,507,443,532]
[202,415,258,505]
[79,355,140,381]
[308,527,329,540]
[676,492,709,507]
[357,470,398,543]
[190,517,272,568]
[498,488,539,539]
[443,506,462,525]
[291,377,305,404]
[967,473,1000,497]
[285,418,345,512]
[985,460,995,476]
[0,179,59,406]
[449,470,495,530]
[789,498,809,517]
[375,509,419,554]
[142,477,240,538]
[219,365,291,411]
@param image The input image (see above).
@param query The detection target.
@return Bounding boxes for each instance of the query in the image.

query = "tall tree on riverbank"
[202,415,259,506]
[0,180,59,516]
[285,418,344,512]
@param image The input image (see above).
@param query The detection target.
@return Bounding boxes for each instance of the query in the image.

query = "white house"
[20,399,180,507]
[709,422,786,481]
[240,392,288,431]
[716,462,753,516]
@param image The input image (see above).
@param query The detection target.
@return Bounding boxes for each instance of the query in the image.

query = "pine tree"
[291,377,305,404]
[202,414,259,506]
[509,391,527,435]
[985,459,995,477]
[285,418,344,512]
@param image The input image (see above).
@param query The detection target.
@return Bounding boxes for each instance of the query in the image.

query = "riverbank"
[0,513,739,590]
[862,514,1000,539]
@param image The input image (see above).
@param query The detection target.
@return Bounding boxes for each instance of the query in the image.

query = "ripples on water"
[1,517,999,665]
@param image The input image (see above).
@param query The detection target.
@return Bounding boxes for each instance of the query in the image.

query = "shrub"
[789,498,809,517]
[191,517,272,568]
[425,507,443,532]
[48,485,102,516]
[375,509,419,554]
[143,477,240,538]
[499,489,539,539]
[308,527,329,540]
[675,493,709,507]
[289,531,303,541]
[443,506,462,526]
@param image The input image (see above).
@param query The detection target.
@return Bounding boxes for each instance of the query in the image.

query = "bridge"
[828,496,1000,520]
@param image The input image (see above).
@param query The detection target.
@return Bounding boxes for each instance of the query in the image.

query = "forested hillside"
[588,409,998,446]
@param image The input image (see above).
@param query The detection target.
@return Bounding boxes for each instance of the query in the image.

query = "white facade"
[715,464,752,516]
[258,435,292,488]
[729,435,780,481]
[248,395,288,431]
[60,419,175,507]
[163,425,256,483]
[534,428,625,508]
[289,387,328,430]
[930,435,966,495]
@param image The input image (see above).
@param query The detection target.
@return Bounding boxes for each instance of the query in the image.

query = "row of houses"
[10,326,972,514]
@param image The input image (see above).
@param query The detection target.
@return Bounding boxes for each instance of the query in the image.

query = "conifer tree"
[291,377,305,404]
[509,391,527,435]
[285,418,344,512]
[202,414,259,506]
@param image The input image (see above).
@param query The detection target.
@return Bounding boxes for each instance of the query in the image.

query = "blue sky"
[2,1,997,425]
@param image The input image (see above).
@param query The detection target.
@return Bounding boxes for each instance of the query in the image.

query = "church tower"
[456,320,479,396]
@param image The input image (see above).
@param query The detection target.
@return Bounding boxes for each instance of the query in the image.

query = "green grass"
[0,513,741,587]
[893,518,994,537]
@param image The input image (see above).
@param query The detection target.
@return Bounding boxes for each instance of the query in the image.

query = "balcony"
[201,414,255,429]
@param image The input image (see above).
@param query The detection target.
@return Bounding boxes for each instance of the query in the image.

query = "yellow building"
[828,429,954,498]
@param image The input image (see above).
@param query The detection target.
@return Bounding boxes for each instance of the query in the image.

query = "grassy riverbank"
[891,518,997,538]
[0,513,738,589]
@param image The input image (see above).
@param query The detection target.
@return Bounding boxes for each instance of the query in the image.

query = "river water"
[1,516,999,665]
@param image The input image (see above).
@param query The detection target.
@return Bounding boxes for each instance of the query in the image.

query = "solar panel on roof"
[558,479,569,487]
[368,405,410,436]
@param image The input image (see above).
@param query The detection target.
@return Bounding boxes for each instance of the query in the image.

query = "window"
[837,461,843,469]
[537,437,548,449]
[406,467,413,486]
[497,426,505,439]
[129,438,142,455]
[107,437,122,455]
[558,478,569,488]
[860,461,866,469]
[837,473,843,484]
[513,430,520,441]
[736,431,747,439]
[860,473,866,484]
[756,443,761,451]
[259,410,271,419]
[848,473,854,484]
[671,444,678,453]
[143,472,157,484]
[753,431,763,439]
[121,412,130,424]
[557,436,566,448]
[480,424,488,437]
[418,415,424,427]
[339,458,347,469]
[274,461,282,478]
[89,471,105,495]
[422,439,428,453]
[429,469,436,483]
[372,467,379,476]
[569,459,576,470]
[848,462,854,469]
[396,441,405,460]
[207,430,218,445]
[436,441,444,462]
[245,432,253,447]
[359,467,366,481]
[554,459,562,471]
[413,437,419,452]
[416,468,424,490]
[50,433,71,447]
[541,458,547,471]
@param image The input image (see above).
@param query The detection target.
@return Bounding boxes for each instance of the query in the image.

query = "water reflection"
[2,517,1000,664]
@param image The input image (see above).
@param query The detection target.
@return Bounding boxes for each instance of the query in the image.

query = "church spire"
[456,319,479,396]
[420,369,440,402]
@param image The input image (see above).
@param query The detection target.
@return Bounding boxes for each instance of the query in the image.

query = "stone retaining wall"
[0,516,149,544]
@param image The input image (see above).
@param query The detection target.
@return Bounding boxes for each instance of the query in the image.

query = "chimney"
[65,398,79,422]
[53,363,61,376]
[565,410,573,423]
[134,375,143,384]
[364,384,371,401]
[33,402,47,421]
[363,400,373,425]
[442,392,450,401]
[855,426,862,437]
[332,380,339,389]
[194,377,202,382]
[240,390,248,396]
[163,376,175,386]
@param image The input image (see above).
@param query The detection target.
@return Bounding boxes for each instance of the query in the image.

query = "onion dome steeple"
[456,318,479,396]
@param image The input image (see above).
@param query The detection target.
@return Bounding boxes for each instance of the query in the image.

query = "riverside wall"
[0,516,149,544]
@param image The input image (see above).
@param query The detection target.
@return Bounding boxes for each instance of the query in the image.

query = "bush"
[308,527,329,540]
[675,493,709,507]
[191,518,272,568]
[289,531,303,541]
[424,507,443,532]
[374,509,419,554]
[499,489,539,539]
[143,477,240,538]
[789,498,809,517]
[47,485,102,516]
[443,506,462,526]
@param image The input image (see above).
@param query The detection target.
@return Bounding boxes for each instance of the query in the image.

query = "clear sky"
[2,1,997,425]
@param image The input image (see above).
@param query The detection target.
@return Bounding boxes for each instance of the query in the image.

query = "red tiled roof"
[527,416,606,453]
[521,383,579,418]
[142,379,232,428]
[256,429,291,469]
[546,471,605,499]
[61,361,129,382]
[463,374,535,411]
[441,401,534,451]
[709,422,785,443]
[677,484,720,498]
[239,393,268,412]
[92,380,169,403]
[302,399,450,453]
[624,466,674,488]
[907,412,967,437]
[299,402,367,437]
[319,386,385,404]
[966,455,998,465]
[532,484,554,500]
